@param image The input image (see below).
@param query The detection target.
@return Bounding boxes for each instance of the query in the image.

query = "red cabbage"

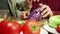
[28,8,42,21]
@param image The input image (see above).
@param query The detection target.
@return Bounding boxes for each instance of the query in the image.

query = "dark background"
[0,0,60,10]
[0,0,9,9]
[0,0,60,15]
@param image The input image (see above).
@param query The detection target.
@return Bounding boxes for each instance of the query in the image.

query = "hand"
[33,0,39,2]
[39,3,53,18]
[33,0,53,18]
[20,11,30,19]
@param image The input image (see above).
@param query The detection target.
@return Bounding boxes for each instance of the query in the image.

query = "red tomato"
[56,25,60,33]
[23,20,40,34]
[0,19,22,34]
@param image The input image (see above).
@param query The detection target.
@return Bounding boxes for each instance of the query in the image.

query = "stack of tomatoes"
[0,19,40,34]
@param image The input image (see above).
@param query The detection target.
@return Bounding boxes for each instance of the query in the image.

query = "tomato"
[23,20,40,34]
[0,19,22,34]
[56,25,60,33]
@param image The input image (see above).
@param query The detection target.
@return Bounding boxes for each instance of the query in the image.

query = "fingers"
[23,11,28,19]
[43,12,50,18]
[42,9,53,18]
[33,0,39,2]
[33,0,37,2]
[49,11,53,17]
[37,0,39,2]
[40,5,46,11]
[39,3,53,18]
[39,3,44,7]
[26,0,33,4]
[39,4,48,11]
[41,9,47,15]
[22,11,30,19]
[41,5,50,15]
[43,11,53,18]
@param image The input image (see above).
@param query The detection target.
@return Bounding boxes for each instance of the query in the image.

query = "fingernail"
[37,0,39,2]
[41,13,43,16]
[39,3,43,6]
[43,16,45,18]
[34,0,36,2]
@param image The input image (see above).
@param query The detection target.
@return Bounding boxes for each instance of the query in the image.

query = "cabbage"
[28,8,42,21]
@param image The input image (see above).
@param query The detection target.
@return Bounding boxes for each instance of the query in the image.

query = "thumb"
[39,3,44,7]
[33,0,36,2]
